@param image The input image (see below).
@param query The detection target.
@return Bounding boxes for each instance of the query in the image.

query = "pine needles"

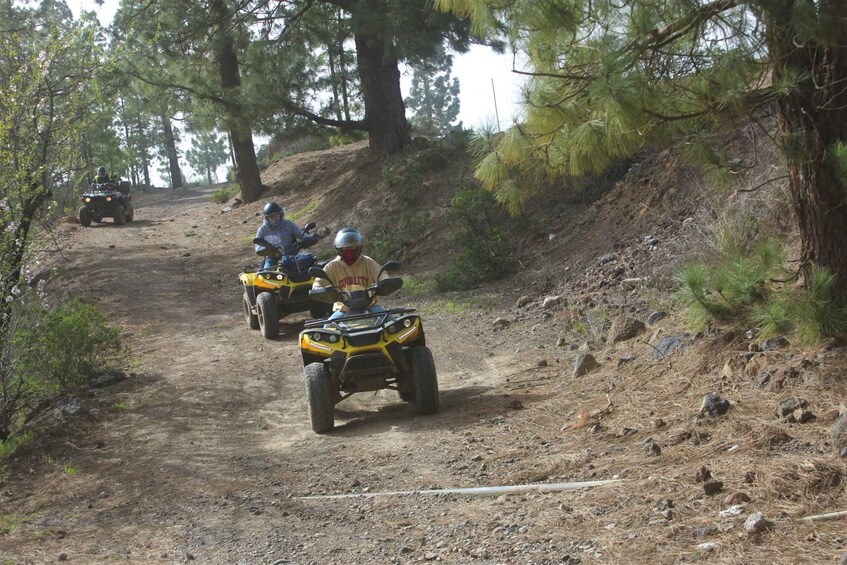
[677,241,847,344]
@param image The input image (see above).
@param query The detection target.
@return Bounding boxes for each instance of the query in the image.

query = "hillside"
[1,128,846,565]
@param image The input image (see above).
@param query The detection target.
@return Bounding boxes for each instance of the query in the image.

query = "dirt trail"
[5,183,845,565]
[3,186,540,564]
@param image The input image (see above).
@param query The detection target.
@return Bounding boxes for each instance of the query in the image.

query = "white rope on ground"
[800,510,847,523]
[294,479,623,500]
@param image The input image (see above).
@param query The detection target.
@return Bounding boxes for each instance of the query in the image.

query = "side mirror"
[303,221,316,232]
[309,286,340,304]
[309,266,331,282]
[374,276,403,297]
[377,260,401,279]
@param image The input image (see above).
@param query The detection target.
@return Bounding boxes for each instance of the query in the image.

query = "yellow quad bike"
[238,222,332,339]
[298,262,439,433]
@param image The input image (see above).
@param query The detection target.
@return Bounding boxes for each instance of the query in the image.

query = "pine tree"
[186,131,228,185]
[437,0,847,298]
[406,47,461,137]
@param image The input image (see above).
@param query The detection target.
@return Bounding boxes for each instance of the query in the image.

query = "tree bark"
[354,34,410,154]
[160,115,183,189]
[767,3,847,297]
[211,0,262,203]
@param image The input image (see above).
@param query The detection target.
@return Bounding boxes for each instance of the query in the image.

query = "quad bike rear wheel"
[113,204,126,225]
[78,206,92,227]
[305,362,335,433]
[243,290,259,330]
[410,346,439,415]
[256,291,279,338]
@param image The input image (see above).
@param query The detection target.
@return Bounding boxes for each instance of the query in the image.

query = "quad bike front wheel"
[410,346,439,415]
[243,290,259,330]
[126,203,134,222]
[113,204,126,225]
[305,362,335,433]
[78,206,92,227]
[256,291,279,338]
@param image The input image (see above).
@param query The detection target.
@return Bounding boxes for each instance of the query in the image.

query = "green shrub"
[210,183,239,204]
[2,299,123,444]
[23,300,123,391]
[677,241,847,343]
[435,187,515,292]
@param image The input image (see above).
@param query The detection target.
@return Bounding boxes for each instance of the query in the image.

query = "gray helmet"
[334,227,363,253]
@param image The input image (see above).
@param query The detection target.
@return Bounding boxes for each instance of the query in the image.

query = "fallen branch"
[295,479,622,500]
[800,510,847,523]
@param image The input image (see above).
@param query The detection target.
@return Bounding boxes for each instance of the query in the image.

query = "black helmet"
[262,202,284,228]
[97,166,107,176]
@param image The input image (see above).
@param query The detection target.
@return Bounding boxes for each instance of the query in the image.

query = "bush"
[210,183,239,204]
[1,300,123,443]
[435,187,516,292]
[676,241,847,344]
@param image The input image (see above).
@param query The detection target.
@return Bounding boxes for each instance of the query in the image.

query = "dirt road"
[5,185,844,565]
[3,186,578,564]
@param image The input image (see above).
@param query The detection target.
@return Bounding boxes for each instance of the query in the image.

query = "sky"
[68,0,526,184]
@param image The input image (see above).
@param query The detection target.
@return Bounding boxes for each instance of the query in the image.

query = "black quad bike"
[239,222,332,338]
[79,181,134,226]
[299,262,439,433]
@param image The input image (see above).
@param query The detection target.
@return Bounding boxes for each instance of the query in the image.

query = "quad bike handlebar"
[308,262,403,311]
[252,221,318,258]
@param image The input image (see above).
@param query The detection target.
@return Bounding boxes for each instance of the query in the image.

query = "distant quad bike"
[238,222,332,339]
[78,181,134,226]
[299,262,439,433]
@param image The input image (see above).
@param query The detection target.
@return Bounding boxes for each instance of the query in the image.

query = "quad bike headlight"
[310,332,339,343]
[84,197,91,203]
[276,274,284,280]
[106,196,112,202]
[403,318,413,328]
[387,323,400,334]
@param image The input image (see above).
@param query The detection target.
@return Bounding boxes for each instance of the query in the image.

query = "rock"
[424,552,438,561]
[598,253,616,264]
[644,235,659,246]
[744,471,756,484]
[755,370,771,388]
[777,397,808,418]
[617,354,635,367]
[607,317,646,345]
[694,466,712,483]
[840,552,847,565]
[787,409,816,424]
[222,206,233,212]
[515,295,531,308]
[556,337,567,347]
[542,295,564,309]
[723,492,751,505]
[832,407,847,452]
[691,525,718,538]
[650,334,690,361]
[743,512,773,534]
[654,418,667,429]
[492,317,511,330]
[646,311,668,326]
[572,353,599,377]
[644,441,662,457]
[697,542,718,553]
[703,480,724,496]
[58,554,68,562]
[719,504,744,518]
[698,393,730,418]
[760,336,789,351]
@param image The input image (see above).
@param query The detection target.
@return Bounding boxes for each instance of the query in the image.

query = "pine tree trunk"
[354,34,410,154]
[212,0,262,203]
[768,4,847,297]
[161,115,183,189]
